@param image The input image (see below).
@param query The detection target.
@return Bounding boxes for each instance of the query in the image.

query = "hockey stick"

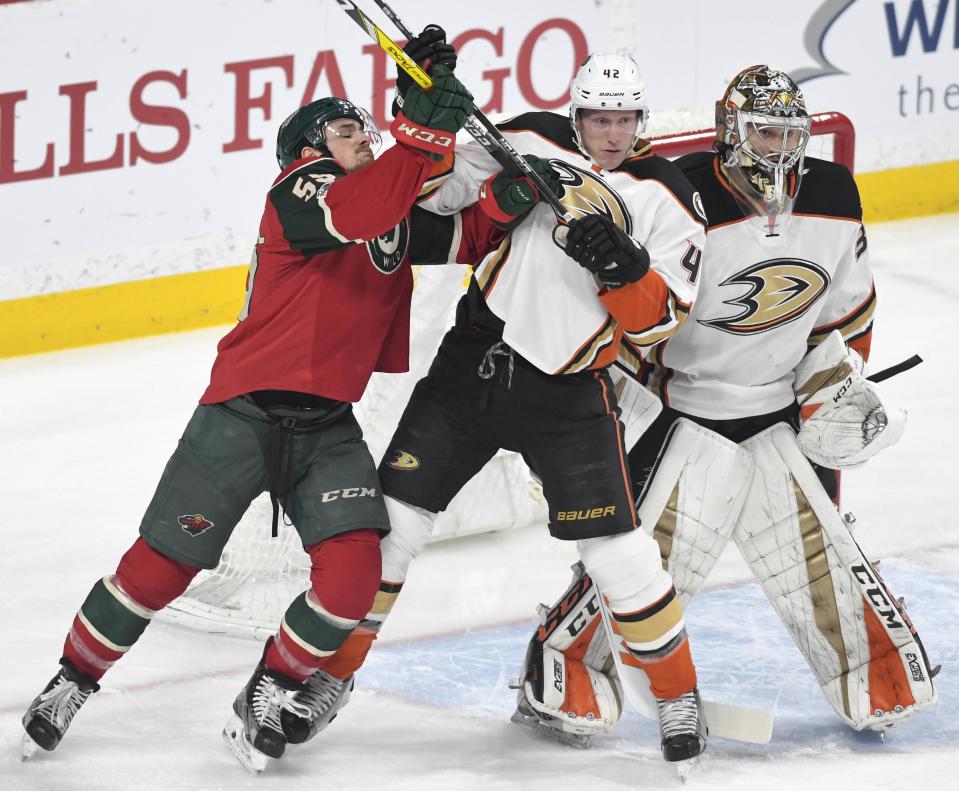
[596,595,775,744]
[333,0,573,223]
[866,354,922,385]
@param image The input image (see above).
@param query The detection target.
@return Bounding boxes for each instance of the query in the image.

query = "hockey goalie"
[511,65,938,748]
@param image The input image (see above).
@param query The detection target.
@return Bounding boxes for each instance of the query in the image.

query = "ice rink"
[2,213,958,790]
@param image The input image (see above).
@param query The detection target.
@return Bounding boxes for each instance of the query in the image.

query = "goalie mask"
[715,65,811,235]
[276,97,383,169]
[569,53,649,163]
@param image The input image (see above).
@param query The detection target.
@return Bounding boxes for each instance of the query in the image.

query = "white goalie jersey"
[419,112,706,375]
[623,152,876,419]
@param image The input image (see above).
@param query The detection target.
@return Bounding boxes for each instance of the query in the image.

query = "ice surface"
[2,214,958,790]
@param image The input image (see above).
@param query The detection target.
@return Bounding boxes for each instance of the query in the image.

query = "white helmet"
[569,52,649,156]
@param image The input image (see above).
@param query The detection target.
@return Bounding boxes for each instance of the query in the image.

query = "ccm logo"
[395,122,453,148]
[832,376,854,404]
[320,487,377,503]
[557,506,616,521]
[851,563,904,629]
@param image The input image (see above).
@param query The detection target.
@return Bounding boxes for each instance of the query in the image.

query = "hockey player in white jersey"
[510,64,938,746]
[314,52,710,764]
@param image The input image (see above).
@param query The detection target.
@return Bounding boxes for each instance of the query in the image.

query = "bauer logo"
[906,652,925,682]
[386,450,420,471]
[557,506,616,521]
[178,514,214,537]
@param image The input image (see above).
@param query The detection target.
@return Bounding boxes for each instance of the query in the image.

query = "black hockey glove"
[562,214,650,289]
[478,155,562,227]
[394,25,457,114]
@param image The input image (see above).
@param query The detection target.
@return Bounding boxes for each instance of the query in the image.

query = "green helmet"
[275,97,382,169]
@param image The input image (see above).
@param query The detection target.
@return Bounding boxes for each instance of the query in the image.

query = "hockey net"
[160,111,855,639]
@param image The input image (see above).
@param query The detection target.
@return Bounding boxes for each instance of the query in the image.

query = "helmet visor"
[736,111,811,172]
[303,106,383,156]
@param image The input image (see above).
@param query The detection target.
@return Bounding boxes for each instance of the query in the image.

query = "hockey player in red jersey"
[510,65,937,745]
[20,28,507,773]
[313,52,711,765]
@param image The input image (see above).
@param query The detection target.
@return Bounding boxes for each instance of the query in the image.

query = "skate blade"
[675,755,701,783]
[20,733,41,761]
[509,708,591,749]
[222,714,270,774]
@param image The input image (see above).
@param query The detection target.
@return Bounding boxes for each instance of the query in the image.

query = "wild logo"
[548,160,631,239]
[700,258,830,335]
[366,218,409,274]
[178,513,214,537]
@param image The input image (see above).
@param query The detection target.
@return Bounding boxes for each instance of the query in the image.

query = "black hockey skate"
[282,669,354,745]
[21,658,100,758]
[222,661,312,774]
[656,687,707,764]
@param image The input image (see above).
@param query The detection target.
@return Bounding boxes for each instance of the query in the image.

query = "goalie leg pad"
[737,423,937,730]
[512,563,623,743]
[636,419,755,605]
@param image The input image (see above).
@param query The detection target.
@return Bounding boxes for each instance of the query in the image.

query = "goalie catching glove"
[559,214,650,289]
[793,330,906,469]
[478,155,562,228]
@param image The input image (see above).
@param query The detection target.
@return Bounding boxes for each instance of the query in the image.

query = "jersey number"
[681,243,702,284]
[603,68,620,78]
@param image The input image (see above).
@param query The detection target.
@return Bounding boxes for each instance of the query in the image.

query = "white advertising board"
[1,0,956,300]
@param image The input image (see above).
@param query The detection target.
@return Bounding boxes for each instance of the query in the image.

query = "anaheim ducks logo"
[548,160,631,237]
[386,449,420,471]
[700,259,830,335]
[366,218,409,275]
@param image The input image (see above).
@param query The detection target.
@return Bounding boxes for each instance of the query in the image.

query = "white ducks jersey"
[622,152,875,420]
[420,112,706,375]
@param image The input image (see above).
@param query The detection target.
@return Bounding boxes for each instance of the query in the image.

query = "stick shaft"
[334,0,571,223]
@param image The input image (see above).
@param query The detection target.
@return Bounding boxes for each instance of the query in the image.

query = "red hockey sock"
[265,529,381,681]
[63,538,199,681]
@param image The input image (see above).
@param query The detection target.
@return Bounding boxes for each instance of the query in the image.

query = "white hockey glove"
[793,331,906,469]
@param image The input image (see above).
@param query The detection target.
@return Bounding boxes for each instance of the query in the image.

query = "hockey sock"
[265,529,381,682]
[315,496,435,679]
[62,538,199,681]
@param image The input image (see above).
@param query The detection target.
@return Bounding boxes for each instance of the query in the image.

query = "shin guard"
[63,538,199,680]
[317,496,435,679]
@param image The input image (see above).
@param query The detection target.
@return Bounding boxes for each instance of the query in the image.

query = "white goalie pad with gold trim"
[638,419,756,605]
[737,423,937,731]
[794,330,906,470]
